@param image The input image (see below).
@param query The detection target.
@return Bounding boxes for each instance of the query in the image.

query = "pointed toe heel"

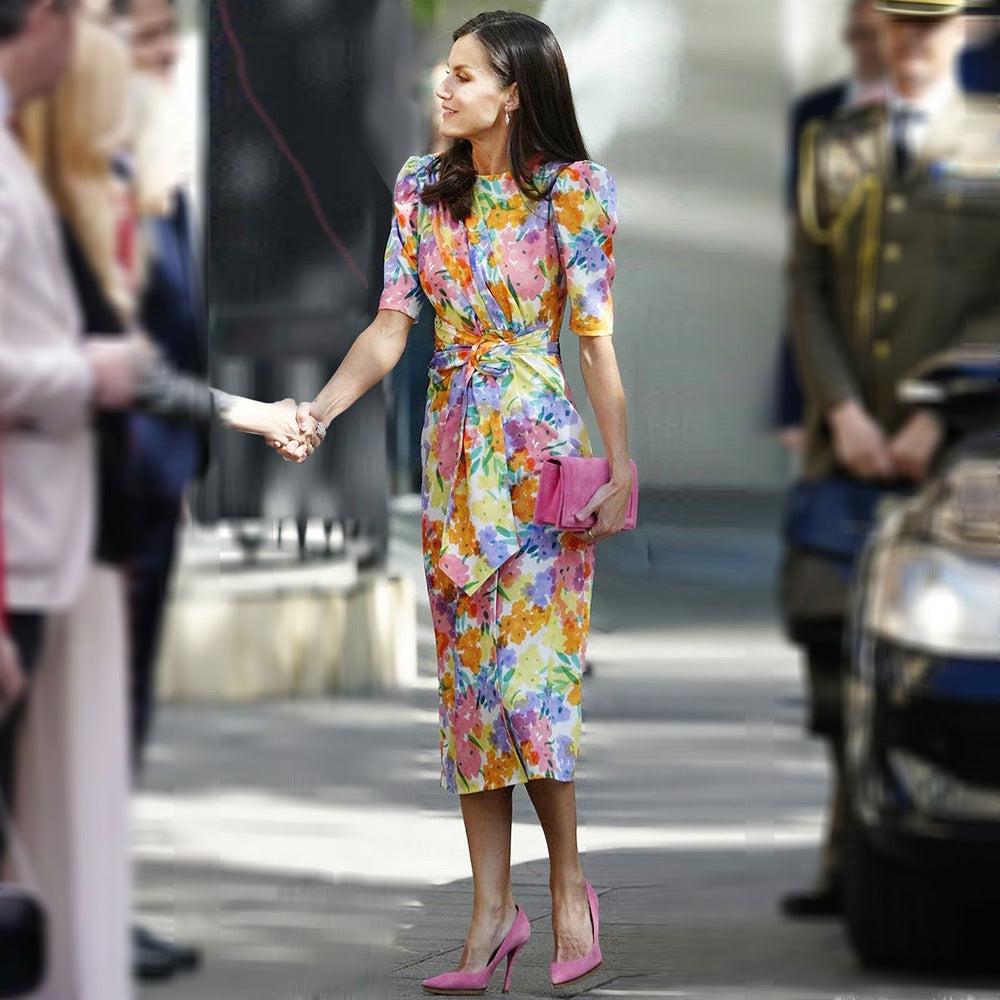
[421,906,531,996]
[550,881,602,988]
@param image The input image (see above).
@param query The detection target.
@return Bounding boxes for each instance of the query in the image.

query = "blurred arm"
[787,214,860,417]
[0,348,94,434]
[134,353,214,425]
[0,183,93,432]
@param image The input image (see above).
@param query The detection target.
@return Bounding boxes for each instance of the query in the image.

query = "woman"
[13,17,139,1000]
[279,11,632,993]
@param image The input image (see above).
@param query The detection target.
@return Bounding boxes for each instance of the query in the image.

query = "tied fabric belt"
[430,322,561,595]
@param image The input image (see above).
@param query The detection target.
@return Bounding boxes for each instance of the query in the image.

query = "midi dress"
[378,155,618,794]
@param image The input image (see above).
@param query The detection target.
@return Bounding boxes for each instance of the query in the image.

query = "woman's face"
[435,33,517,142]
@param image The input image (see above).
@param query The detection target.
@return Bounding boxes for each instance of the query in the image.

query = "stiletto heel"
[550,881,602,988]
[422,906,531,996]
[501,942,523,993]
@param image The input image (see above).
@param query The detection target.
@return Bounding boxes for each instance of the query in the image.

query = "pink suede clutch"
[534,457,638,532]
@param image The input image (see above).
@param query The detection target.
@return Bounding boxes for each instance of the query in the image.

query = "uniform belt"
[430,321,560,595]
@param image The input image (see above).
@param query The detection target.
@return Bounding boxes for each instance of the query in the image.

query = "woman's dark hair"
[421,10,590,220]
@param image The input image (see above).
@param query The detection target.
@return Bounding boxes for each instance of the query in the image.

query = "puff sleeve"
[378,156,427,320]
[551,161,618,338]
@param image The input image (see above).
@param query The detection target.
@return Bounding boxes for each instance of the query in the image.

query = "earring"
[505,109,511,125]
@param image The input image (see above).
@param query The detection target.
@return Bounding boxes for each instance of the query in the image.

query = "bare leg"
[452,786,518,972]
[525,778,594,962]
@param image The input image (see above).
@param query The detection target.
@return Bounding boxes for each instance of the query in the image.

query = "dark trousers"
[127,498,182,774]
[0,613,45,864]
[803,637,848,888]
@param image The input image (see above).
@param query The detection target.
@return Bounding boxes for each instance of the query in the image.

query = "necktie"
[892,107,924,179]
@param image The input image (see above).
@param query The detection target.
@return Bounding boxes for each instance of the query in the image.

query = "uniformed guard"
[773,0,887,457]
[780,0,1000,917]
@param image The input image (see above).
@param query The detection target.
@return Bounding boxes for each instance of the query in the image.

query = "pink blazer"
[0,125,95,611]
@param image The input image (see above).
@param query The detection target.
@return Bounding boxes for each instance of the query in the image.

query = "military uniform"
[779,0,1000,910]
[783,90,1000,625]
[791,93,1000,484]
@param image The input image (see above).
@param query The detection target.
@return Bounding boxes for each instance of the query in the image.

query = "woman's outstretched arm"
[292,308,415,436]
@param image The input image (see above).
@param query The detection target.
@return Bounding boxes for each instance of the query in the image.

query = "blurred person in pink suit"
[0,2,154,997]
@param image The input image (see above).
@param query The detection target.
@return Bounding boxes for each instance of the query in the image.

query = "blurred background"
[49,0,994,997]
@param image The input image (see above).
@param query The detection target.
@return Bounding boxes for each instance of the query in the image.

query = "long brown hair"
[421,11,590,221]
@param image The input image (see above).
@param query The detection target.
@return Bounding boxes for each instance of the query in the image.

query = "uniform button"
[873,340,891,360]
[883,243,902,263]
[877,292,896,313]
[888,194,907,214]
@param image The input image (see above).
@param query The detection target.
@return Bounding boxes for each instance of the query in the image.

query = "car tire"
[844,814,961,970]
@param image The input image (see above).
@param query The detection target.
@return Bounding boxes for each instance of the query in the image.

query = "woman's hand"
[574,471,632,543]
[216,394,322,462]
[265,398,323,463]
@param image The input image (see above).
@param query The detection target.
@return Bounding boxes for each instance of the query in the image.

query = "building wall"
[538,0,798,487]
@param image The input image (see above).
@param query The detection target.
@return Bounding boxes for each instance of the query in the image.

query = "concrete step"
[157,526,417,701]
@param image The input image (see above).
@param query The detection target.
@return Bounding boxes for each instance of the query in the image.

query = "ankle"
[472,898,516,926]
[549,873,586,902]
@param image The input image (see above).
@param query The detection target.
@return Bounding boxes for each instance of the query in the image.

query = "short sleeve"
[551,161,617,337]
[378,156,427,320]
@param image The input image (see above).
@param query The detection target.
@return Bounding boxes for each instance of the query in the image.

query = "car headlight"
[889,748,1000,821]
[865,543,1000,657]
[930,459,1000,547]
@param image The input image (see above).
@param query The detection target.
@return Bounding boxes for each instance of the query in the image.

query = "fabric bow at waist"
[430,322,561,595]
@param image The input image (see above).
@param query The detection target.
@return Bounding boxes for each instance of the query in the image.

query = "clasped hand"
[829,399,942,482]
[264,398,326,463]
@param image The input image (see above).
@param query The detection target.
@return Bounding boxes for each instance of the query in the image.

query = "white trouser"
[10,565,131,1000]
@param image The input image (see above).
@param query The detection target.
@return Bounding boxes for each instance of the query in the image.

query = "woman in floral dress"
[277,10,632,993]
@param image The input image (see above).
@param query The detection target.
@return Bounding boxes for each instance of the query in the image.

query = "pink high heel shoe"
[550,881,602,988]
[421,906,531,996]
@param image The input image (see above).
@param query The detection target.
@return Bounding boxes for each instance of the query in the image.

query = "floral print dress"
[379,155,618,794]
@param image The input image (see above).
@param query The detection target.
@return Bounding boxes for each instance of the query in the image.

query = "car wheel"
[844,815,961,970]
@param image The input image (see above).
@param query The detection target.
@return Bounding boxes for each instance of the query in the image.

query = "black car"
[842,346,1000,969]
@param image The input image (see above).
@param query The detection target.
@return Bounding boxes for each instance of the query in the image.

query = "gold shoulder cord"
[798,118,884,347]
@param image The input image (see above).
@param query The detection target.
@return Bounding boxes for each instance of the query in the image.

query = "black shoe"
[134,925,203,975]
[133,930,177,982]
[780,886,842,918]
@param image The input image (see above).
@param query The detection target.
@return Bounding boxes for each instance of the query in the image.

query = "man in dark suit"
[118,0,208,980]
[775,0,887,453]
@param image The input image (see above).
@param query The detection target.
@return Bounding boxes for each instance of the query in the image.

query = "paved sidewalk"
[134,491,836,999]
[135,492,1000,999]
